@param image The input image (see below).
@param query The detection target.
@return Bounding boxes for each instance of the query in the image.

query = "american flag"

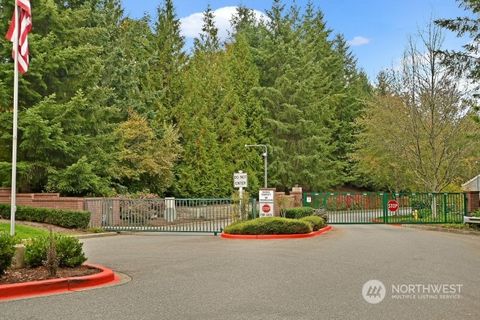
[5,0,32,74]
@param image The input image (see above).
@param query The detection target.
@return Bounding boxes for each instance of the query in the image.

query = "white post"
[263,147,268,188]
[10,3,19,237]
[239,186,244,220]
[238,170,244,220]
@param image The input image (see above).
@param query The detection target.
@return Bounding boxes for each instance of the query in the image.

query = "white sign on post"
[233,171,248,188]
[234,171,247,220]
[259,190,274,201]
[259,190,275,217]
[234,172,248,188]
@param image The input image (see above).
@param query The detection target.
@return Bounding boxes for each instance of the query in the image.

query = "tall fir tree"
[149,0,186,123]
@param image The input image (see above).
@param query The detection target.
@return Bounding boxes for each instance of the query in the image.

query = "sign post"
[234,171,248,219]
[259,189,275,217]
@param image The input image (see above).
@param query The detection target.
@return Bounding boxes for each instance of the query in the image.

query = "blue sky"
[121,0,470,81]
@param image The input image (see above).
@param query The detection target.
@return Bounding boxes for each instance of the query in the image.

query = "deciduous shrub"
[56,235,87,267]
[25,237,48,267]
[313,209,329,223]
[0,204,90,229]
[223,217,312,235]
[283,207,315,219]
[0,233,16,275]
[25,234,87,268]
[300,216,326,231]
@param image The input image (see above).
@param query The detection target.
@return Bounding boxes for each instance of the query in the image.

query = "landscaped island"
[0,206,118,300]
[221,207,332,239]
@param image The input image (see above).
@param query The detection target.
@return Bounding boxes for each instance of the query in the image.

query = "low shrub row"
[300,216,326,231]
[224,217,313,235]
[283,207,315,219]
[0,204,90,229]
[0,231,87,277]
[25,234,87,268]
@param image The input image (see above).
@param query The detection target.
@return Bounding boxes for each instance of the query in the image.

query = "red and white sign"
[259,189,275,217]
[387,200,399,212]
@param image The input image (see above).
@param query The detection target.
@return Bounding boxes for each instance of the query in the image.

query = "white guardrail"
[464,216,480,224]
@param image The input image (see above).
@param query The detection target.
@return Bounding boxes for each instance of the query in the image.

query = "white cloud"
[180,6,266,41]
[348,36,371,47]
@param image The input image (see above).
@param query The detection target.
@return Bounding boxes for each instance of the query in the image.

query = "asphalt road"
[1,225,479,320]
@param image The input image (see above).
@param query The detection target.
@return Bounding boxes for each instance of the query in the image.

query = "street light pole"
[245,144,268,188]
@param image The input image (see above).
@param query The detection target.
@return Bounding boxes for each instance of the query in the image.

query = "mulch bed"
[0,265,101,285]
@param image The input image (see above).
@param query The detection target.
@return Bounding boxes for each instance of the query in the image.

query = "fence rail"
[303,192,466,224]
[85,198,253,233]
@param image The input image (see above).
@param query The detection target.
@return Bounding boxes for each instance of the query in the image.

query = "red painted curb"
[0,264,118,301]
[221,225,333,240]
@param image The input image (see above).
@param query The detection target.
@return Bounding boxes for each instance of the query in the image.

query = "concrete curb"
[0,264,118,301]
[402,225,480,236]
[74,232,118,240]
[221,225,333,240]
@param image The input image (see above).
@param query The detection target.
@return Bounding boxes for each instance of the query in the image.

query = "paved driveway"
[1,225,479,320]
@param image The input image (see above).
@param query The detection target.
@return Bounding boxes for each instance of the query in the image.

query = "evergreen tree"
[194,5,220,53]
[150,0,186,122]
[435,0,479,83]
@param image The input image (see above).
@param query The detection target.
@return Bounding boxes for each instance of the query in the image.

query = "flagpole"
[10,2,19,237]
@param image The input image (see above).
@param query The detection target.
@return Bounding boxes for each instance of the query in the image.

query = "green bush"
[56,235,87,267]
[300,216,326,231]
[471,210,480,218]
[283,207,315,219]
[313,209,329,223]
[410,197,431,210]
[25,234,87,268]
[224,217,312,235]
[0,232,16,275]
[0,204,90,229]
[25,237,48,267]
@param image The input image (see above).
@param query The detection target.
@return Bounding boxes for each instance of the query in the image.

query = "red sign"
[262,204,271,213]
[388,200,399,212]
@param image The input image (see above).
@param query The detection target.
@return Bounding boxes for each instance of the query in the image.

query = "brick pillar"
[466,192,479,214]
[291,186,303,207]
[275,192,285,216]
[112,199,121,226]
[84,199,103,228]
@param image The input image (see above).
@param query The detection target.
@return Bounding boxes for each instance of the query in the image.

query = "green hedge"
[25,234,87,268]
[0,204,90,229]
[0,232,16,275]
[224,217,312,235]
[300,216,326,231]
[283,207,315,219]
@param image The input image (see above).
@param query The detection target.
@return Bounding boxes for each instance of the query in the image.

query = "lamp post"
[245,144,268,188]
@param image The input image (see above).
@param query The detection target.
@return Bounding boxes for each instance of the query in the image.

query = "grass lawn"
[386,214,463,224]
[437,223,480,231]
[0,223,49,239]
[371,215,463,224]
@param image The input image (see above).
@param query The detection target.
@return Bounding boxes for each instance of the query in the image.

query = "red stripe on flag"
[5,0,32,74]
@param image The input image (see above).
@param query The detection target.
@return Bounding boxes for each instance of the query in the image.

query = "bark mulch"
[0,265,100,285]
